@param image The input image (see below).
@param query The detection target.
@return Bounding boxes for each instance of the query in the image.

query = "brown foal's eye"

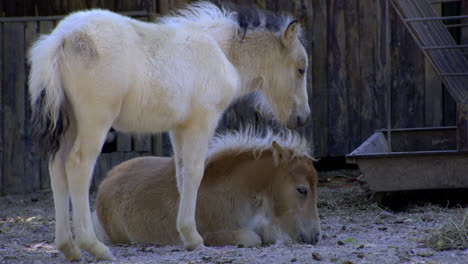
[298,69,305,76]
[297,187,308,196]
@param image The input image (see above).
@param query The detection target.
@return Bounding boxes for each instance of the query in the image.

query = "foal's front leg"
[171,122,216,250]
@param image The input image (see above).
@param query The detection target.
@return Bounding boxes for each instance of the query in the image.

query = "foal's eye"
[296,187,308,196]
[298,69,305,76]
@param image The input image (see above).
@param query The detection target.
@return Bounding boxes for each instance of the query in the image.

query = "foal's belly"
[112,86,190,133]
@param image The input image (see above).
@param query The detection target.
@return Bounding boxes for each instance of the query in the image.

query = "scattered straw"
[425,210,468,251]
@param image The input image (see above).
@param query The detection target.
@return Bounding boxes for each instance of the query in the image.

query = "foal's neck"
[225,32,278,96]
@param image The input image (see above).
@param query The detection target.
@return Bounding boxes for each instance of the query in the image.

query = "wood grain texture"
[344,0,361,152]
[3,22,28,194]
[24,21,41,192]
[311,0,328,157]
[358,0,378,141]
[457,103,468,151]
[0,23,3,194]
[390,7,425,129]
[133,135,152,153]
[424,3,443,127]
[327,0,347,157]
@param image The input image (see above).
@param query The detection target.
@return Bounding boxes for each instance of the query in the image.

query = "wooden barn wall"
[0,0,459,194]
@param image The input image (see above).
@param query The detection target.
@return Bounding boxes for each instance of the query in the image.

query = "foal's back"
[95,157,180,244]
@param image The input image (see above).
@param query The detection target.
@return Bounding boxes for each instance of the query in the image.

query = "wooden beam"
[457,103,468,151]
[3,22,28,194]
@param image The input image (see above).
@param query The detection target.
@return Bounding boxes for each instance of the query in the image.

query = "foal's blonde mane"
[206,126,313,167]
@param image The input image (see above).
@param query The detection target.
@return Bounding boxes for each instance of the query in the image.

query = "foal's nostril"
[296,115,309,127]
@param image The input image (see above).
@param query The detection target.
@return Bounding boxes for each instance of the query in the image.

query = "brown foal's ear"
[272,141,292,166]
[281,20,300,48]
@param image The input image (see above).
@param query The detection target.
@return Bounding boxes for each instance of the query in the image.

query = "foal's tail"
[28,33,67,157]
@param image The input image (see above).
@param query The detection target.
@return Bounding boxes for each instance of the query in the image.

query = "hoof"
[95,250,116,261]
[63,245,82,261]
[183,235,204,251]
[86,241,115,260]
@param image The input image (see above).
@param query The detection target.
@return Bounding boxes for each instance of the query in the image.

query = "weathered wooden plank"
[69,0,87,12]
[133,135,152,153]
[93,153,111,191]
[424,3,443,127]
[174,0,189,9]
[39,20,55,190]
[390,7,425,129]
[158,0,170,15]
[24,21,42,191]
[459,0,468,151]
[110,152,127,169]
[311,0,328,157]
[327,0,347,157]
[442,1,457,126]
[457,103,468,151]
[359,0,380,141]
[3,22,29,194]
[344,0,361,153]
[152,133,164,156]
[376,0,391,146]
[116,131,132,151]
[0,23,3,194]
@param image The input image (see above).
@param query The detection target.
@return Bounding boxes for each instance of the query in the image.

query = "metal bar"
[390,0,468,104]
[422,44,468,49]
[0,11,159,22]
[375,126,457,132]
[446,23,468,28]
[404,15,468,22]
[390,0,443,76]
[346,149,461,158]
[440,72,468,76]
[430,0,461,4]
[457,103,468,151]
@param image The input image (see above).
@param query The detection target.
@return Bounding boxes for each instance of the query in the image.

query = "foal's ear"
[281,20,300,48]
[272,141,292,166]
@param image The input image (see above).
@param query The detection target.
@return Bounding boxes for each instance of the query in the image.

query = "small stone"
[415,248,434,257]
[291,257,297,262]
[378,226,387,231]
[378,211,394,219]
[338,240,345,245]
[342,261,353,264]
[356,253,365,258]
[139,247,154,253]
[33,226,48,233]
[311,252,322,261]
[340,225,347,231]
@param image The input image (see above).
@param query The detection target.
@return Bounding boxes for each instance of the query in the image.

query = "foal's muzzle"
[286,106,311,129]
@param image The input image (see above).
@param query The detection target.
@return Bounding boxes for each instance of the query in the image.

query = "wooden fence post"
[3,22,29,194]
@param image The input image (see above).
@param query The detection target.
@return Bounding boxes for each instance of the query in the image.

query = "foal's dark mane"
[220,2,295,35]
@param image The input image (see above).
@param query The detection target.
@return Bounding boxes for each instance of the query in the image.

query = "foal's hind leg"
[49,126,81,260]
[65,114,116,260]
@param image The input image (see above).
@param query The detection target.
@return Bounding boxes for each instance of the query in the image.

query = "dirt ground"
[1,171,467,264]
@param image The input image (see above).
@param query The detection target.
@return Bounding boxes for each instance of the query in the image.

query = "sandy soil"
[0,172,467,264]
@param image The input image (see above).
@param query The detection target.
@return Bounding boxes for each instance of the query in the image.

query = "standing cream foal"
[29,2,310,260]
